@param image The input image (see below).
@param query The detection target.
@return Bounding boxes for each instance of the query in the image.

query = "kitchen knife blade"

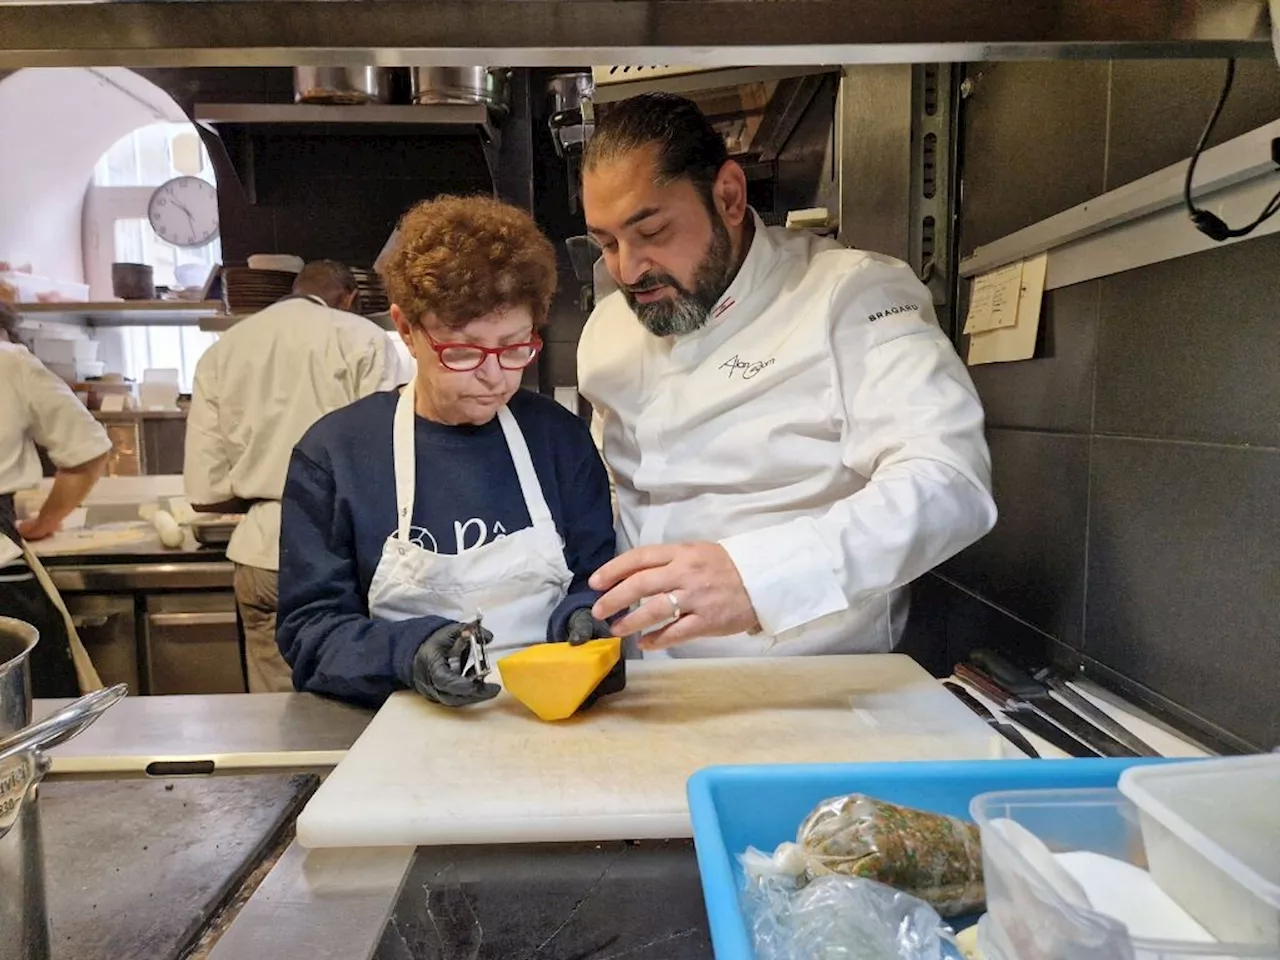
[1004,705,1102,758]
[1035,669,1160,757]
[943,681,1040,758]
[970,650,1140,758]
[954,663,1103,758]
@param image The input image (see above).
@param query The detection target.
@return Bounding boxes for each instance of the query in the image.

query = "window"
[111,324,218,394]
[83,123,222,390]
[87,123,221,293]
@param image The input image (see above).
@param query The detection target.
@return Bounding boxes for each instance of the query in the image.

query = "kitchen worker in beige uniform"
[184,260,402,692]
[0,302,112,696]
[578,93,997,657]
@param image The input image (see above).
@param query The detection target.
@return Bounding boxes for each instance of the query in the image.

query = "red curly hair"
[380,195,558,330]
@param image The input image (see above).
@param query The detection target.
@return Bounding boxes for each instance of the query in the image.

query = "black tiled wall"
[930,60,1280,751]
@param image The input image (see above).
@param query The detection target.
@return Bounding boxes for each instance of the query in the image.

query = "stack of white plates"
[247,254,304,273]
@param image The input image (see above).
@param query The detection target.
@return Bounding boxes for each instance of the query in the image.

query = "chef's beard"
[622,216,735,337]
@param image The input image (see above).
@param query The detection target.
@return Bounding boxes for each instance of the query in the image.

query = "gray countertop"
[38,528,227,566]
[43,774,317,960]
[38,693,373,777]
[94,410,188,421]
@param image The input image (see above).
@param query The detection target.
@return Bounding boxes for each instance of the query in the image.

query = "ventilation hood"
[588,64,839,159]
[0,0,1271,70]
[587,65,838,164]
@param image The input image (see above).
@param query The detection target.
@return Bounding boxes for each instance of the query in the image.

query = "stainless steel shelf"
[198,309,392,333]
[591,65,838,104]
[16,301,227,327]
[0,0,1270,71]
[194,102,490,126]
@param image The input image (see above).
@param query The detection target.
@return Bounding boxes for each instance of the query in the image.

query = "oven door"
[144,592,246,694]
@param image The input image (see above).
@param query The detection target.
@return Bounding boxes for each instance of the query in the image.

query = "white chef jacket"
[0,342,113,565]
[184,295,402,571]
[577,211,996,657]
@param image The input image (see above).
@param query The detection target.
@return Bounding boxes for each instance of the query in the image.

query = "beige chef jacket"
[0,342,113,565]
[184,295,401,570]
[578,212,996,657]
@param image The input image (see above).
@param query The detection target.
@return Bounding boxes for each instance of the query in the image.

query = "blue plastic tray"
[686,758,1173,959]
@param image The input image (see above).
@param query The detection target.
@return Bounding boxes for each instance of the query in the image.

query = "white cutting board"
[296,654,1000,849]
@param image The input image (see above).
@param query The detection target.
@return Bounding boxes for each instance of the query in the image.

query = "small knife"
[943,681,1040,758]
[970,650,1139,759]
[954,663,1102,758]
[1034,669,1160,757]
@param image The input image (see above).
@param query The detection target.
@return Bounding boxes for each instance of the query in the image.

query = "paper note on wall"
[967,252,1049,366]
[963,260,1025,334]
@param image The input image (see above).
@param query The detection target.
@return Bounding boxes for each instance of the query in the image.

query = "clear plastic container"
[0,270,89,303]
[971,788,1280,960]
[1119,755,1280,947]
[32,337,98,364]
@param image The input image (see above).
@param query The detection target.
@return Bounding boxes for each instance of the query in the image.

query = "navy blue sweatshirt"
[276,388,615,707]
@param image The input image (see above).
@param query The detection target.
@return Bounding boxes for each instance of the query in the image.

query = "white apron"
[366,382,573,654]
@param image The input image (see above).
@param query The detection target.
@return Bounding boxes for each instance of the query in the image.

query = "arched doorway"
[0,67,221,389]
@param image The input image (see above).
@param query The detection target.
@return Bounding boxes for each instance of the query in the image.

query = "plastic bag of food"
[740,869,964,960]
[798,795,984,916]
[745,794,985,917]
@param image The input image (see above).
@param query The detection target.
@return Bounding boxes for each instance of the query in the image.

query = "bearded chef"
[577,92,997,657]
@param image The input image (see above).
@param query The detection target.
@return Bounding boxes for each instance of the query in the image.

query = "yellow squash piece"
[497,638,622,722]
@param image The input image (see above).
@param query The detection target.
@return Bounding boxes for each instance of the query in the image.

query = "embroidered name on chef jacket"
[866,303,922,322]
[719,354,777,380]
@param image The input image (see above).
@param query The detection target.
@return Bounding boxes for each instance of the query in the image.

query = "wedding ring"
[666,592,682,620]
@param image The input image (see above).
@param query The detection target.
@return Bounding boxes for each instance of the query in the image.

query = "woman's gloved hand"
[411,622,501,707]
[559,608,626,704]
[565,608,614,646]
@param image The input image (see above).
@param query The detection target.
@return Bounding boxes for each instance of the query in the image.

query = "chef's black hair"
[293,260,359,310]
[584,92,728,212]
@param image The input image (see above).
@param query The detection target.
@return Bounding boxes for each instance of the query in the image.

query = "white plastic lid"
[1119,755,1280,907]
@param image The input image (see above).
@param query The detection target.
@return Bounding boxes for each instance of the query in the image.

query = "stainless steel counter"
[37,693,373,777]
[40,537,239,694]
[205,842,415,960]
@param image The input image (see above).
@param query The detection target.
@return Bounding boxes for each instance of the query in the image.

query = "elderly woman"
[277,196,621,708]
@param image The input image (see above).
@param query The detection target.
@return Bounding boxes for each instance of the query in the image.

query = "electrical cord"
[1184,59,1280,242]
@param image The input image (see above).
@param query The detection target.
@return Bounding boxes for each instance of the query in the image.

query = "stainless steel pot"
[411,67,511,114]
[546,71,593,116]
[0,620,126,960]
[293,67,392,105]
[0,618,49,960]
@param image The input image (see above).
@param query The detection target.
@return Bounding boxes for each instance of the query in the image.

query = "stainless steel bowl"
[293,67,392,105]
[411,67,511,114]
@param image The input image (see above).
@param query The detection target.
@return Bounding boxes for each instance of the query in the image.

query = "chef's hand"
[16,517,58,542]
[589,542,760,650]
[563,608,613,646]
[411,623,500,707]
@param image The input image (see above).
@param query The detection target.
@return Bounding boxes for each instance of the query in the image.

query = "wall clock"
[148,176,220,248]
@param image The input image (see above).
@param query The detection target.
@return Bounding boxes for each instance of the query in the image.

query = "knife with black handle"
[954,663,1101,758]
[1034,668,1160,757]
[970,650,1140,758]
[943,681,1040,758]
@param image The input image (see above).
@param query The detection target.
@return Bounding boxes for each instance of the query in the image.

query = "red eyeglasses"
[424,332,542,372]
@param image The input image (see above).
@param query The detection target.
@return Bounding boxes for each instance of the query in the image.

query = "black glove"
[565,608,613,646]
[411,622,501,708]
[560,608,626,705]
